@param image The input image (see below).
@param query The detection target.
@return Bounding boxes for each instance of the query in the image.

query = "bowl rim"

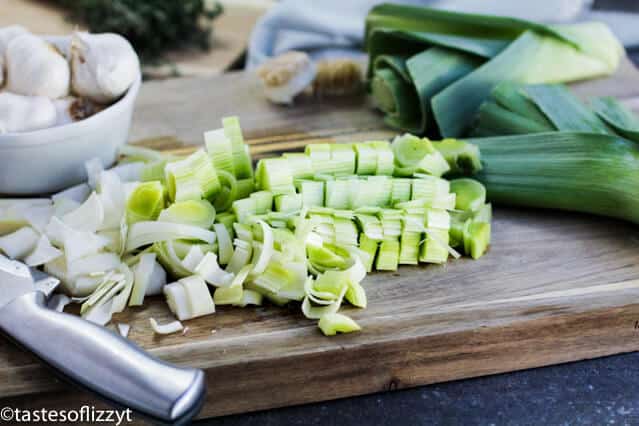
[0,72,142,148]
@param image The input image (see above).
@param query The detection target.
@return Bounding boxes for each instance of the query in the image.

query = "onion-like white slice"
[62,192,104,232]
[24,235,62,266]
[67,253,121,278]
[179,275,215,317]
[52,183,91,204]
[83,298,114,325]
[0,227,39,259]
[181,245,205,273]
[97,170,125,230]
[85,158,104,189]
[164,282,191,321]
[111,162,144,182]
[67,274,103,296]
[302,284,347,320]
[150,318,183,335]
[20,204,53,233]
[126,221,216,252]
[195,253,233,287]
[117,323,131,338]
[213,223,233,265]
[146,260,167,296]
[129,253,156,306]
[110,264,134,314]
[251,220,273,274]
[63,227,111,263]
[53,197,81,217]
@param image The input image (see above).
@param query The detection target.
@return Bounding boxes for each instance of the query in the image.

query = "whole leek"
[365,3,623,137]
[469,132,639,225]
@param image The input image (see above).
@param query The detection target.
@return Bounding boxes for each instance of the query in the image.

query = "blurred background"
[2,0,637,80]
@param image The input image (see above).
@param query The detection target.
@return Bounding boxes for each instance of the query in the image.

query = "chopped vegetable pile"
[0,117,491,336]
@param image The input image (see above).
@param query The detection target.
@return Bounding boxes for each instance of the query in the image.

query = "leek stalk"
[470,132,639,224]
[366,3,623,137]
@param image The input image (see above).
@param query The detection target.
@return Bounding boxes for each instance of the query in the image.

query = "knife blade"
[0,254,206,424]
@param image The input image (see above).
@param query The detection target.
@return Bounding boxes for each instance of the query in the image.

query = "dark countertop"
[201,352,639,426]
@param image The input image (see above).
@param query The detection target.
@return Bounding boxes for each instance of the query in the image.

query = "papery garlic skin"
[6,34,70,99]
[256,51,317,105]
[71,32,139,104]
[53,96,101,126]
[0,25,29,87]
[54,97,79,126]
[0,92,56,134]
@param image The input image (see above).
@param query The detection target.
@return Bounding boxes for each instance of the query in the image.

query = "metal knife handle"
[0,292,205,425]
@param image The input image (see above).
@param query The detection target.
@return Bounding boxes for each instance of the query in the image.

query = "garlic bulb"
[0,25,29,87]
[0,25,28,51]
[5,34,70,98]
[256,51,317,104]
[54,97,102,126]
[70,32,139,104]
[0,92,56,134]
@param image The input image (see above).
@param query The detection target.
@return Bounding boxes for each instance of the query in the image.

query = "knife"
[0,255,205,425]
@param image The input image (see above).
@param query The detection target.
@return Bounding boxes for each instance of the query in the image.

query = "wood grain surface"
[2,56,639,421]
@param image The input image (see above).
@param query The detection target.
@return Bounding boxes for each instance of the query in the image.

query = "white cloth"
[246,0,598,69]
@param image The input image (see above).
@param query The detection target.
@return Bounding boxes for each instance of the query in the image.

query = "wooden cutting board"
[2,57,639,420]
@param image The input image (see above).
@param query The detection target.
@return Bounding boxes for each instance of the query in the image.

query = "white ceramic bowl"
[0,74,141,195]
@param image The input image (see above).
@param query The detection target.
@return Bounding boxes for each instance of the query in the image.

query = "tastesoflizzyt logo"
[1,405,133,425]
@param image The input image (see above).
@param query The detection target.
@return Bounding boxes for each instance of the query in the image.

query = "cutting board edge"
[3,301,639,415]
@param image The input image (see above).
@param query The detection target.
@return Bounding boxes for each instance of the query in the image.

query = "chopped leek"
[126,221,216,252]
[129,253,166,306]
[117,323,131,337]
[450,179,486,212]
[24,235,62,266]
[165,149,220,202]
[195,252,233,287]
[214,282,243,305]
[251,220,274,274]
[223,116,254,179]
[0,227,39,259]
[0,112,497,337]
[318,313,361,336]
[62,193,104,232]
[375,237,399,271]
[205,128,235,176]
[180,275,216,317]
[150,318,184,335]
[234,289,263,307]
[213,223,233,265]
[163,282,191,321]
[126,181,165,224]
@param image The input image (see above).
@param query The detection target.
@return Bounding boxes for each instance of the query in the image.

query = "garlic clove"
[0,92,57,134]
[256,51,317,105]
[54,96,102,126]
[5,34,70,99]
[0,25,28,53]
[0,25,29,88]
[70,32,139,104]
[46,35,72,60]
